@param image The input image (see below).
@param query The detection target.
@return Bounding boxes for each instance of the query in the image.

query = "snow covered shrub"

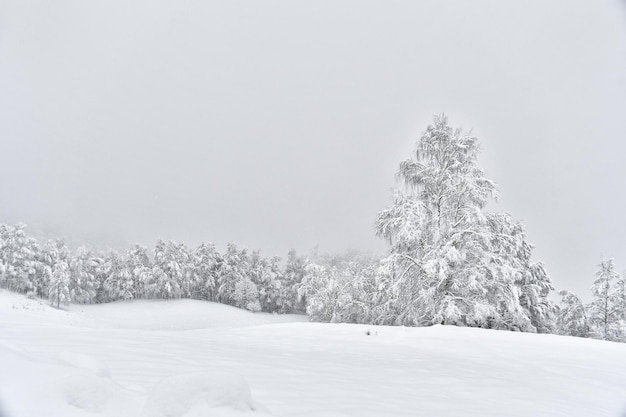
[300,264,341,322]
[299,260,373,324]
[233,277,262,312]
[556,290,590,338]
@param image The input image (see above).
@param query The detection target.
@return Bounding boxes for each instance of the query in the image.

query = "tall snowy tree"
[68,246,98,303]
[91,251,108,303]
[300,264,339,322]
[191,243,221,301]
[172,242,194,298]
[49,261,71,309]
[126,244,152,298]
[280,249,308,313]
[148,240,196,299]
[0,223,42,293]
[613,273,626,340]
[215,243,261,311]
[588,258,621,340]
[102,249,138,301]
[37,238,71,298]
[375,115,554,331]
[250,253,283,312]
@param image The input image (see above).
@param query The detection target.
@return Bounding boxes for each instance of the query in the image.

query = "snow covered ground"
[1,289,626,417]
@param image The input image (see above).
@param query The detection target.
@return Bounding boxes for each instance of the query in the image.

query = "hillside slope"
[1,290,625,417]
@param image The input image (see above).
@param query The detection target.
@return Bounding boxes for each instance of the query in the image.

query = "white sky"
[1,0,625,300]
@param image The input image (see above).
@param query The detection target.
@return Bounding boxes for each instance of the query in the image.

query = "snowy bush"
[556,290,590,338]
[233,277,262,313]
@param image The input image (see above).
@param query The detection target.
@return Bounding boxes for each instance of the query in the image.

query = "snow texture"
[1,289,626,417]
[141,372,270,417]
[58,350,111,378]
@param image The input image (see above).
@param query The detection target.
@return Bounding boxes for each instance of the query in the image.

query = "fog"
[1,0,625,298]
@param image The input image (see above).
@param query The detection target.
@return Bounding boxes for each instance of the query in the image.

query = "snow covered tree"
[201,243,261,312]
[0,223,42,293]
[300,264,339,322]
[214,243,249,306]
[91,251,109,303]
[612,273,626,340]
[172,242,193,298]
[300,263,366,323]
[31,258,52,299]
[556,290,590,338]
[37,238,71,298]
[338,260,382,323]
[125,244,152,298]
[145,265,174,299]
[191,243,221,301]
[233,277,262,312]
[68,246,98,303]
[102,249,135,301]
[300,250,381,323]
[279,249,308,313]
[485,213,556,332]
[250,253,283,312]
[375,115,554,331]
[149,240,192,299]
[588,258,621,341]
[49,261,71,309]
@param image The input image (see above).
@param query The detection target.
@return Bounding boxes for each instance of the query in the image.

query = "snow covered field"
[1,290,626,417]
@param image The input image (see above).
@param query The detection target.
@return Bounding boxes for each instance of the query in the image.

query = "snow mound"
[48,368,141,416]
[58,350,111,378]
[56,372,114,412]
[0,289,85,327]
[0,345,139,417]
[141,372,272,417]
[79,298,307,331]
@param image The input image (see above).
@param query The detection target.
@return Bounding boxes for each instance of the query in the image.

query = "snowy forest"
[2,115,624,342]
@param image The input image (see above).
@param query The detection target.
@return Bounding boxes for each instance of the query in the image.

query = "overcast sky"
[1,0,625,299]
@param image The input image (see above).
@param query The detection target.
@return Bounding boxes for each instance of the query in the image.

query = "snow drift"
[1,290,626,417]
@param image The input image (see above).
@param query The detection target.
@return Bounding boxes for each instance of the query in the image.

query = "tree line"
[1,114,622,342]
[0,223,313,314]
[557,258,626,342]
